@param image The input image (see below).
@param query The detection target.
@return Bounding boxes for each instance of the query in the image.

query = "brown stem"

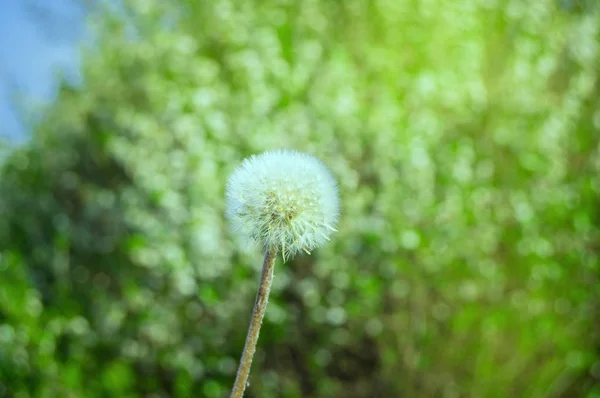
[230,246,278,398]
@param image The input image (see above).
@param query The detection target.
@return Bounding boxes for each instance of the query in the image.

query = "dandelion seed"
[226,149,340,261]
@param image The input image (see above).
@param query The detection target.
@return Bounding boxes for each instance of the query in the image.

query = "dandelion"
[226,149,339,262]
[226,149,339,398]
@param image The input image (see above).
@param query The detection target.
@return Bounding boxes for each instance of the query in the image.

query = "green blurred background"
[1,0,600,397]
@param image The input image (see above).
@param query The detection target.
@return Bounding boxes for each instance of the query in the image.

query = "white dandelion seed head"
[226,149,339,261]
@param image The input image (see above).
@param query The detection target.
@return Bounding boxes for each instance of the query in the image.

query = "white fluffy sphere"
[226,150,339,261]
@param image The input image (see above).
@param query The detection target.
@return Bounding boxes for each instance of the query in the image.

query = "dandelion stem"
[230,246,278,398]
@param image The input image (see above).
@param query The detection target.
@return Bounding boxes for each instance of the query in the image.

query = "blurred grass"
[0,0,600,397]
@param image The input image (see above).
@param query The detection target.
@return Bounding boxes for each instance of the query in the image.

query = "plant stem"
[230,246,278,398]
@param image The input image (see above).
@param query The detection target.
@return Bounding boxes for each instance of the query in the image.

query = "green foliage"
[1,0,600,397]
